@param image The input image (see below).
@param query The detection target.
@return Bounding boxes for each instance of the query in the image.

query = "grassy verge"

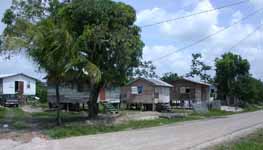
[214,129,263,150]
[44,116,199,139]
[192,110,236,118]
[1,106,260,139]
[44,110,237,139]
[0,107,6,119]
[243,104,263,112]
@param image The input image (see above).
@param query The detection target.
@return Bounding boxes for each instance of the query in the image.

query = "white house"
[0,73,37,95]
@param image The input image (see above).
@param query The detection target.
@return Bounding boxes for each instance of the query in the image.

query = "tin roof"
[0,73,38,81]
[128,78,173,87]
[175,78,211,86]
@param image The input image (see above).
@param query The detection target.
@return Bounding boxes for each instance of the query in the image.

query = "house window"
[211,89,215,93]
[137,86,144,94]
[154,92,159,99]
[180,87,186,93]
[131,86,144,95]
[27,82,31,89]
[131,86,138,94]
[180,87,190,94]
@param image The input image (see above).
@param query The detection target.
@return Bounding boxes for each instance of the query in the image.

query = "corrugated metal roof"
[179,78,211,86]
[128,78,173,87]
[145,78,173,87]
[0,73,18,79]
[0,73,38,81]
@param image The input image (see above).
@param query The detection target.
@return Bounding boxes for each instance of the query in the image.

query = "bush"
[36,81,47,103]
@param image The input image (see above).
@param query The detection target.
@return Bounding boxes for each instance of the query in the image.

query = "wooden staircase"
[103,102,118,114]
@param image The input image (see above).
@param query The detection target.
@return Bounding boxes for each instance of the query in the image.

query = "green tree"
[215,52,250,106]
[186,53,212,83]
[132,61,158,79]
[2,0,144,119]
[1,0,99,124]
[235,76,263,106]
[59,0,144,118]
[161,72,181,84]
[36,81,47,103]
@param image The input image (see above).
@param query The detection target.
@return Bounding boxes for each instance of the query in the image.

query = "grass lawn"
[214,129,263,150]
[45,116,199,139]
[0,107,6,119]
[192,109,236,118]
[0,106,261,139]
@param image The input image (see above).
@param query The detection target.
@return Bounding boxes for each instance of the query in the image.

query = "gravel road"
[1,110,263,150]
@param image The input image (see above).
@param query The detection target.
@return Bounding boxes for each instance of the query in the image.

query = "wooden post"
[67,103,69,112]
[153,104,156,111]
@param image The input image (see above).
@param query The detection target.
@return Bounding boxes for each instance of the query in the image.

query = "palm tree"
[5,18,101,125]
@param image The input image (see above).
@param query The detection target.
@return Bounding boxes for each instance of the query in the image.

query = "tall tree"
[215,52,250,106]
[53,0,144,118]
[1,0,99,124]
[2,0,144,119]
[186,53,212,83]
[161,72,181,84]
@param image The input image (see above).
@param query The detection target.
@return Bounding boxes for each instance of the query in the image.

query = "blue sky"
[0,0,263,80]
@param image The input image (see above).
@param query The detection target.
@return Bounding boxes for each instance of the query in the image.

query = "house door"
[15,81,24,94]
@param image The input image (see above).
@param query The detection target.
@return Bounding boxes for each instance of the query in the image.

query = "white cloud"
[143,45,192,76]
[0,52,46,80]
[138,0,263,79]
[137,0,218,41]
[250,0,263,9]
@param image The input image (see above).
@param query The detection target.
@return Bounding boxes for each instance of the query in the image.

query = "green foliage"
[161,72,181,84]
[216,129,263,150]
[45,117,197,139]
[1,9,15,25]
[2,0,144,118]
[36,81,47,103]
[132,61,158,79]
[215,52,254,105]
[59,0,144,85]
[58,0,144,117]
[234,76,263,105]
[186,53,212,83]
[0,107,6,119]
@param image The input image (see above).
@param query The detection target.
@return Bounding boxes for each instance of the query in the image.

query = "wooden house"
[47,83,121,111]
[170,78,211,108]
[98,87,121,106]
[0,73,37,96]
[121,78,173,111]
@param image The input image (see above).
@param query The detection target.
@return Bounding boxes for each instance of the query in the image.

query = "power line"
[210,23,263,71]
[151,8,263,62]
[228,23,263,52]
[140,0,249,28]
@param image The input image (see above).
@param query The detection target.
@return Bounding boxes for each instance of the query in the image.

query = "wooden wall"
[122,79,155,104]
[171,80,210,102]
[48,83,90,104]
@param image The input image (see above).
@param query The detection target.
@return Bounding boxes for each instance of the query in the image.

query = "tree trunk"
[88,82,103,119]
[55,84,62,125]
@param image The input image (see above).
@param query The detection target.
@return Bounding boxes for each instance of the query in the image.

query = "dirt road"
[1,111,263,150]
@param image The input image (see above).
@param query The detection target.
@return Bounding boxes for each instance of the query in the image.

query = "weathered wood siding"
[105,87,120,103]
[48,84,121,104]
[171,79,210,102]
[154,87,170,103]
[48,84,90,104]
[122,79,155,104]
[100,87,121,103]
